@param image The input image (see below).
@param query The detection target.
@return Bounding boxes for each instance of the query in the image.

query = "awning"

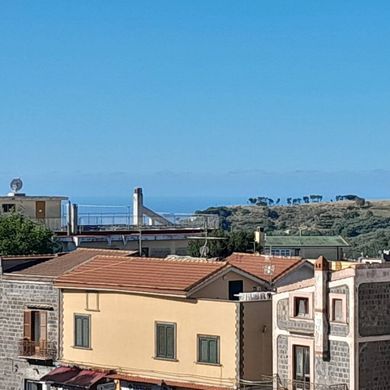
[107,373,230,390]
[41,366,108,388]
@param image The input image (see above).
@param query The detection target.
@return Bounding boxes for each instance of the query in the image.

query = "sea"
[70,195,249,216]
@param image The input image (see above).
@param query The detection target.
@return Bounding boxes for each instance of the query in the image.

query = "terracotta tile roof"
[226,252,306,282]
[55,256,227,296]
[11,248,135,278]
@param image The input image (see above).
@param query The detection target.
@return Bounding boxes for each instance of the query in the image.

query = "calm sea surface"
[71,196,249,215]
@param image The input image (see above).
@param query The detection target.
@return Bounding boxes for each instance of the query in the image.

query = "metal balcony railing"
[18,339,56,360]
[76,213,220,232]
[31,213,219,233]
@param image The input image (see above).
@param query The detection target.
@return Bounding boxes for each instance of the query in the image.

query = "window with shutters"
[155,322,176,360]
[74,314,91,349]
[197,335,220,364]
[23,311,47,343]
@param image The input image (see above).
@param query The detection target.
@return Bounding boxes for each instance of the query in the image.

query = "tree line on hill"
[248,194,365,206]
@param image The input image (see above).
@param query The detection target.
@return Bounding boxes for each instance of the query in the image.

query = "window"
[156,323,176,360]
[198,335,219,364]
[228,280,243,300]
[271,249,291,256]
[25,381,43,390]
[2,203,15,213]
[294,297,309,318]
[23,310,47,342]
[74,315,90,348]
[332,299,343,322]
[289,294,312,320]
[293,345,310,387]
[329,293,346,323]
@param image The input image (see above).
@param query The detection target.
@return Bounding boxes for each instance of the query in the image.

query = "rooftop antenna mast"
[188,216,227,258]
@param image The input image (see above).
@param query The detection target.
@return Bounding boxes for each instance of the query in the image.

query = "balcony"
[18,339,56,360]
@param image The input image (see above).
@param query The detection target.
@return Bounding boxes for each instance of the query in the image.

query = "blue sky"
[1,1,390,199]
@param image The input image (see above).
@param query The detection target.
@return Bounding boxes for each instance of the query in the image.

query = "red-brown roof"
[11,248,135,279]
[40,366,107,387]
[55,256,227,296]
[226,252,306,282]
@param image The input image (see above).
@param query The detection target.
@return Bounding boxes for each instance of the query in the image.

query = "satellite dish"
[10,178,23,193]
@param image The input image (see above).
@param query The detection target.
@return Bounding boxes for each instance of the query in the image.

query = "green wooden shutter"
[82,316,90,348]
[157,324,166,357]
[166,325,174,359]
[75,316,82,346]
[209,338,218,363]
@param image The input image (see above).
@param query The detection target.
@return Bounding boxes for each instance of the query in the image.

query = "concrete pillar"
[314,255,330,360]
[133,187,144,226]
[66,201,72,235]
[70,203,78,234]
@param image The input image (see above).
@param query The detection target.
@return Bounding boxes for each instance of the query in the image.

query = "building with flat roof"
[264,235,350,260]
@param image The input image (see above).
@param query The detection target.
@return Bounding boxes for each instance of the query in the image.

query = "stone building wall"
[358,281,390,336]
[276,335,288,383]
[359,340,390,390]
[0,278,58,389]
[276,298,314,334]
[315,340,350,386]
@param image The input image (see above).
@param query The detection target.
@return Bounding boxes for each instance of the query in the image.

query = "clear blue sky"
[1,1,390,198]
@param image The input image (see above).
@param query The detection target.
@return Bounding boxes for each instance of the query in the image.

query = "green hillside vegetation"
[196,200,390,258]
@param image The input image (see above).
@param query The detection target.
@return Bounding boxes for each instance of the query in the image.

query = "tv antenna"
[10,178,23,194]
[187,216,227,258]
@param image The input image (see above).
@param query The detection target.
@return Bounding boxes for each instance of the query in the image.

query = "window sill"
[330,320,347,325]
[72,346,92,350]
[154,356,178,362]
[289,316,313,322]
[196,361,222,367]
[84,308,100,312]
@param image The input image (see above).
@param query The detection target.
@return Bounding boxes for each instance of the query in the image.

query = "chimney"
[314,256,329,360]
[254,227,265,252]
[133,187,144,226]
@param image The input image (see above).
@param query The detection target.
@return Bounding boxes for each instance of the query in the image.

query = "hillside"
[197,200,390,258]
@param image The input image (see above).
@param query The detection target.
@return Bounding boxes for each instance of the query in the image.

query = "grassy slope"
[199,200,390,258]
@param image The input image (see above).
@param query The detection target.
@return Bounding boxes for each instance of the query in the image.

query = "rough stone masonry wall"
[0,278,58,390]
[277,298,314,334]
[276,335,288,383]
[358,281,390,336]
[315,340,350,387]
[359,340,390,390]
